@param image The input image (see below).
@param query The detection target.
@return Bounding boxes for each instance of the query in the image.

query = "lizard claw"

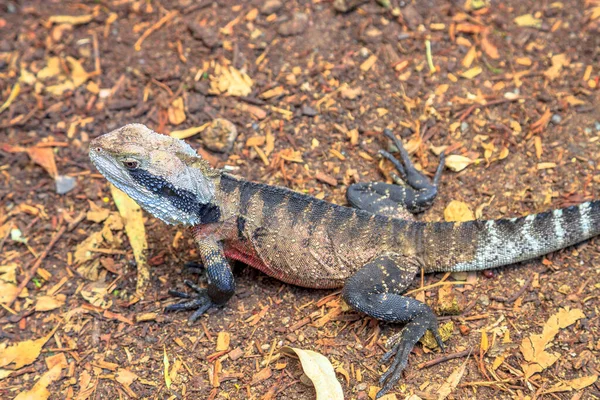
[376,312,443,399]
[165,279,215,324]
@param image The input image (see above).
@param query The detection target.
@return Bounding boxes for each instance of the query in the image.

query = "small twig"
[490,274,534,303]
[6,224,66,307]
[425,40,435,73]
[417,347,474,369]
[134,10,178,51]
[457,98,521,121]
[405,280,466,296]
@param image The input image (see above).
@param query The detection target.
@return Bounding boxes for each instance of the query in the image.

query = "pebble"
[202,118,238,153]
[584,127,592,134]
[278,13,308,37]
[56,175,77,195]
[594,121,600,131]
[301,105,317,117]
[460,121,469,133]
[355,383,368,391]
[261,0,282,15]
[359,47,370,58]
[478,294,490,307]
[551,114,562,124]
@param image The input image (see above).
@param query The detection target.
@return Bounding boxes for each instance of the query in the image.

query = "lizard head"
[89,123,218,226]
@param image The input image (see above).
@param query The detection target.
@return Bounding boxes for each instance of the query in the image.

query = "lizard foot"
[376,311,444,399]
[183,261,207,279]
[378,129,445,213]
[165,279,214,324]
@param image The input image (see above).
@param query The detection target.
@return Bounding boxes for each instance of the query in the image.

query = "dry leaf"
[544,375,598,394]
[168,97,186,125]
[437,357,468,399]
[462,46,477,68]
[445,155,474,172]
[170,123,210,139]
[281,347,344,400]
[520,307,585,378]
[216,332,230,351]
[360,54,378,72]
[481,30,499,59]
[543,54,569,81]
[514,14,542,28]
[209,65,253,97]
[0,83,20,114]
[0,332,53,369]
[111,185,149,296]
[26,147,58,178]
[444,200,474,222]
[14,364,63,400]
[460,66,482,79]
[163,346,171,389]
[35,294,66,312]
[80,281,112,309]
[86,202,110,223]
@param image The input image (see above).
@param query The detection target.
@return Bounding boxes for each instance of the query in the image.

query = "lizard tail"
[424,200,600,272]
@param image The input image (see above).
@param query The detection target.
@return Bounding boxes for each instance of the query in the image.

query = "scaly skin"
[90,124,600,398]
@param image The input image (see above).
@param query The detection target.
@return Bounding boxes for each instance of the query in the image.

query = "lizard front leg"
[342,253,444,398]
[165,238,235,324]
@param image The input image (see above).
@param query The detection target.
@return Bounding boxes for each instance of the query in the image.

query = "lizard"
[89,123,600,398]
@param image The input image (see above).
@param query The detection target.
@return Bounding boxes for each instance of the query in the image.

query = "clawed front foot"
[165,279,215,324]
[376,313,444,399]
[379,129,445,213]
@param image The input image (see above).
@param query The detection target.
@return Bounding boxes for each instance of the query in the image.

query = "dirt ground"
[1,0,599,399]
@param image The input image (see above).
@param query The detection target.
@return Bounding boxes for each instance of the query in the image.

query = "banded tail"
[424,200,600,273]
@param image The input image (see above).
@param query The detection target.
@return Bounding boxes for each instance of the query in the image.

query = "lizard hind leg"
[347,129,445,217]
[341,253,443,399]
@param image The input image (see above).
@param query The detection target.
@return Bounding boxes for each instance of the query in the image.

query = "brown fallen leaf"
[514,14,542,28]
[168,97,186,125]
[170,123,210,139]
[280,347,343,400]
[86,201,110,223]
[26,147,58,178]
[481,29,499,59]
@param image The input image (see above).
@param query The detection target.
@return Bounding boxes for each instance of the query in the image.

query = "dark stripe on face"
[128,168,220,223]
[129,168,200,215]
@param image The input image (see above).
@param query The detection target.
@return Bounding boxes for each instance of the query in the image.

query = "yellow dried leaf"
[0,83,20,115]
[481,31,499,59]
[514,14,542,28]
[544,54,569,81]
[462,46,477,68]
[35,294,66,312]
[563,95,585,106]
[216,332,230,351]
[170,123,210,139]
[515,57,532,66]
[0,332,53,369]
[168,97,186,125]
[360,54,377,72]
[111,185,149,295]
[444,200,474,222]
[520,307,585,378]
[163,346,171,389]
[281,347,344,400]
[510,120,522,135]
[544,375,598,394]
[445,154,473,172]
[437,357,468,400]
[460,66,482,79]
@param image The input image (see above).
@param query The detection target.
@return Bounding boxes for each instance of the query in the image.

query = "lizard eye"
[122,159,139,169]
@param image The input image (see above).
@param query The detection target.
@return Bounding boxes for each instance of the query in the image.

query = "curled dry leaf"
[444,154,474,172]
[544,374,598,394]
[280,346,344,400]
[437,356,468,400]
